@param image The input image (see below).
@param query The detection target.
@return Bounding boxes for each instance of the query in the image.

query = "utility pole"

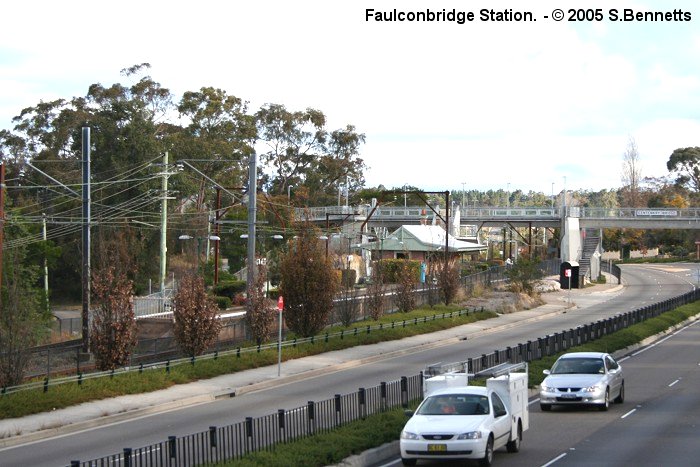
[214,187,222,284]
[159,151,169,295]
[43,213,49,313]
[246,154,257,303]
[0,162,5,308]
[81,127,91,352]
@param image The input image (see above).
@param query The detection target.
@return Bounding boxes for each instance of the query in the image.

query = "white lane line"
[621,408,637,419]
[529,398,540,406]
[618,356,631,362]
[377,460,401,467]
[669,379,680,387]
[542,453,567,466]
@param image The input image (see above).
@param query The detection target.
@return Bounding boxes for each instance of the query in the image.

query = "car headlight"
[456,431,482,440]
[401,430,420,440]
[541,384,555,392]
[584,384,602,393]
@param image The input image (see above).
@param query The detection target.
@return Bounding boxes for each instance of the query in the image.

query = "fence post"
[169,435,177,459]
[278,409,286,440]
[245,416,254,451]
[70,461,80,467]
[358,387,366,419]
[380,382,387,411]
[209,426,217,448]
[401,376,408,408]
[123,448,132,467]
[334,394,342,426]
[307,401,316,434]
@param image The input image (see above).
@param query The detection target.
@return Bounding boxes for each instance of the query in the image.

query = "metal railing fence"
[13,259,560,391]
[68,374,423,467]
[4,308,484,396]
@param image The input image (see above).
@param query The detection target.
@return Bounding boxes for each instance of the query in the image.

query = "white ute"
[400,362,529,466]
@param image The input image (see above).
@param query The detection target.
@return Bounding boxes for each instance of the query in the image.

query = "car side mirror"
[543,369,551,375]
[404,409,414,417]
[495,409,507,417]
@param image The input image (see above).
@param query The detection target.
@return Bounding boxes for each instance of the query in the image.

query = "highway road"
[1,264,697,466]
[374,295,700,467]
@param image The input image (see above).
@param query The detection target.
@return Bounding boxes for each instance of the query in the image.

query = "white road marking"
[377,460,401,467]
[621,408,637,419]
[542,452,568,466]
[669,379,680,387]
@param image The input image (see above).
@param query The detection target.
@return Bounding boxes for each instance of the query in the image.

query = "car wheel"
[614,382,625,403]
[599,388,610,411]
[479,435,494,466]
[506,421,522,453]
[401,458,417,466]
[540,403,552,412]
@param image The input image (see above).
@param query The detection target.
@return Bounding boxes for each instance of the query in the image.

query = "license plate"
[428,444,447,452]
[560,393,577,399]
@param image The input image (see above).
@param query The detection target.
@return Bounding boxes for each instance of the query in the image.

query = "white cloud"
[2,0,699,197]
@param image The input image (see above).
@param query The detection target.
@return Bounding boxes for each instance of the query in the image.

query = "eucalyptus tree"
[667,146,700,194]
[255,104,366,205]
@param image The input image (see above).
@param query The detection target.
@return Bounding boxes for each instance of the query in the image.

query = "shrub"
[213,280,247,300]
[280,224,338,337]
[173,273,222,357]
[379,259,421,283]
[90,266,137,371]
[233,293,247,306]
[246,264,277,343]
[215,296,232,310]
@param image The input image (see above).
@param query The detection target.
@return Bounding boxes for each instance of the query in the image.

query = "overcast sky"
[2,0,699,195]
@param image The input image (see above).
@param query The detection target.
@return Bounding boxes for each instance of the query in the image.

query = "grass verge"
[216,407,413,467]
[0,304,495,420]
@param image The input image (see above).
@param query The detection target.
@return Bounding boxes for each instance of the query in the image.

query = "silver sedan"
[539,352,624,411]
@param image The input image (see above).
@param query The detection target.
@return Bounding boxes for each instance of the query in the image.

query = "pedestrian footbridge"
[295,205,700,230]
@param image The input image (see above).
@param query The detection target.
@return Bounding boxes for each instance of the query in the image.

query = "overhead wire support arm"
[179,160,241,202]
[26,162,81,198]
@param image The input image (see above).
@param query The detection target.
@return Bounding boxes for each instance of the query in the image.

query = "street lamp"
[551,182,554,208]
[241,233,284,296]
[319,235,329,257]
[178,234,220,273]
[287,184,294,202]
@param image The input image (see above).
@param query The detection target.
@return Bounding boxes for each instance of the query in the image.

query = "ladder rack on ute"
[473,361,528,379]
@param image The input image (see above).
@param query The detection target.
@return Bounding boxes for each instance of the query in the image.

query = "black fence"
[601,260,622,284]
[68,374,424,467]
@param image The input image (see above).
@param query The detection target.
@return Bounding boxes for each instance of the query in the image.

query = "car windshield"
[551,357,605,375]
[416,394,489,416]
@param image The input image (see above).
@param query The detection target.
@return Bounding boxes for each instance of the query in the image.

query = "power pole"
[159,151,169,295]
[214,187,221,285]
[43,213,49,313]
[246,154,257,303]
[81,127,91,352]
[0,162,5,309]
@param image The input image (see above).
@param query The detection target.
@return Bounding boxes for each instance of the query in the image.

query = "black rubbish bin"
[560,261,580,289]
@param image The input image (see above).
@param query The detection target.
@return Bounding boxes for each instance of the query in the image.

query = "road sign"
[564,269,571,278]
[278,295,284,311]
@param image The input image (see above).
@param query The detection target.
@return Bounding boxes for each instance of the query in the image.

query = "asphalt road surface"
[374,305,700,467]
[0,264,697,466]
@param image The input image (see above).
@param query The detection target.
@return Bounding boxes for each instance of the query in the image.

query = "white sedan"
[539,351,624,411]
[400,386,519,466]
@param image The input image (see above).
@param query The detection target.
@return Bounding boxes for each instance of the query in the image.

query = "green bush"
[341,269,357,288]
[213,280,247,300]
[378,259,421,283]
[215,296,232,310]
